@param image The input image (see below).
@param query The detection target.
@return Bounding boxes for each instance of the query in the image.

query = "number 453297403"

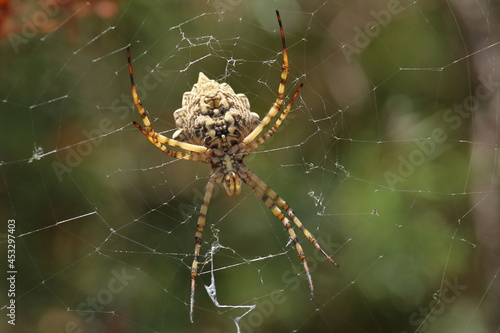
[7,219,16,270]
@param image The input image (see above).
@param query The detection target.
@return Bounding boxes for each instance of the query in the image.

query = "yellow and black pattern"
[127,10,338,323]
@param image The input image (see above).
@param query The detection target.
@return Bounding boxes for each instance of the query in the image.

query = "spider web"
[1,0,499,332]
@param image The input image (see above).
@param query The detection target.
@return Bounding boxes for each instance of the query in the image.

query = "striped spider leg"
[240,165,339,298]
[127,47,208,161]
[127,10,338,324]
[243,10,292,149]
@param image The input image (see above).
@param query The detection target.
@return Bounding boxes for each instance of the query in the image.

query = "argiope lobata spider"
[127,10,338,323]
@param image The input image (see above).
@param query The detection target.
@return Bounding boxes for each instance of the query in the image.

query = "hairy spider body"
[172,72,260,195]
[127,10,338,324]
[172,72,260,147]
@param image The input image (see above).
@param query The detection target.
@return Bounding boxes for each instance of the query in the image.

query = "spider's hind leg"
[245,176,316,298]
[241,166,339,299]
[189,177,216,323]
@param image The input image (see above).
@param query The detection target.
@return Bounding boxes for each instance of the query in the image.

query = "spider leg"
[243,10,290,145]
[248,83,303,151]
[133,122,205,161]
[242,165,339,267]
[189,177,216,323]
[127,47,208,154]
[242,171,315,299]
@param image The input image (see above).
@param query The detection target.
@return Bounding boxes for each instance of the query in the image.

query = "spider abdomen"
[173,72,260,147]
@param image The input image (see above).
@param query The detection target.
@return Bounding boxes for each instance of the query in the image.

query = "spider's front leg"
[250,83,303,150]
[243,10,290,145]
[243,11,304,153]
[126,46,208,157]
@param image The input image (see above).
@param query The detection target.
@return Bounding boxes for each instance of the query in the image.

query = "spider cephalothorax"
[127,10,338,323]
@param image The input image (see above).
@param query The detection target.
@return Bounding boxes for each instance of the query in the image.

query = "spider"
[127,10,338,323]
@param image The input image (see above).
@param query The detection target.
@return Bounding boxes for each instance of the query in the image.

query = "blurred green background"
[1,0,499,332]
